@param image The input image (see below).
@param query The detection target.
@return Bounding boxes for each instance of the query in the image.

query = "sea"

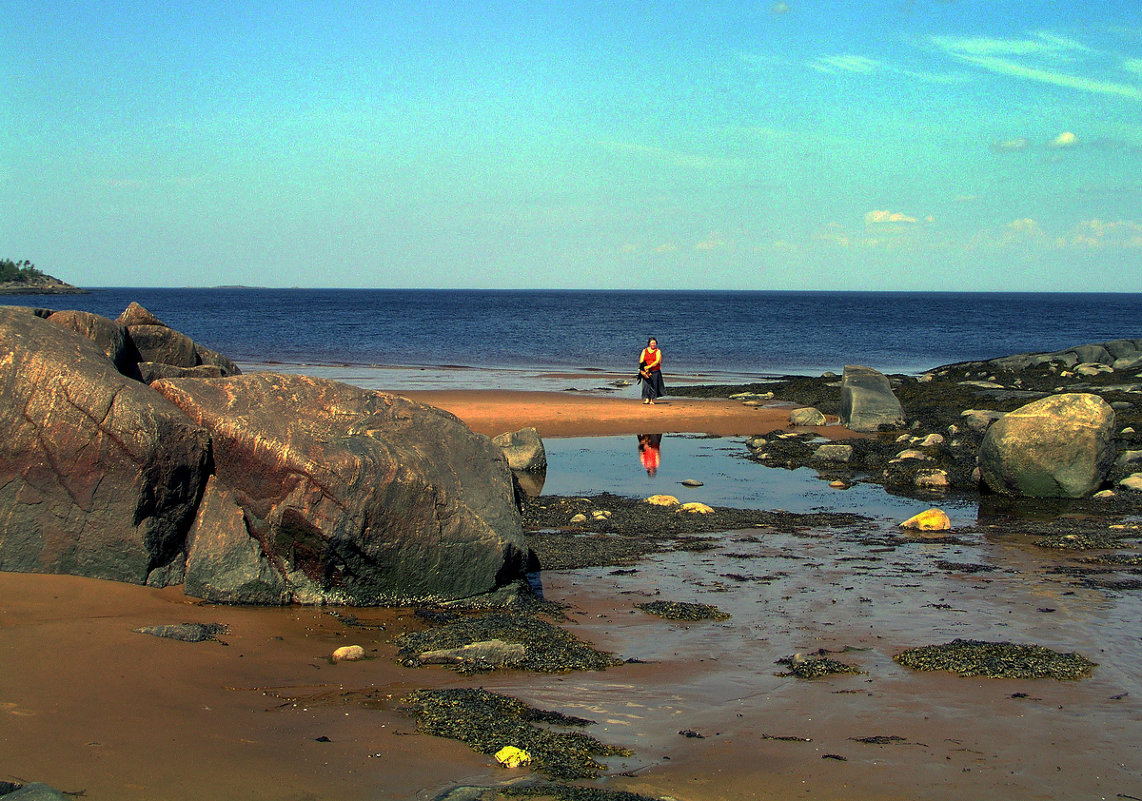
[6,288,1141,391]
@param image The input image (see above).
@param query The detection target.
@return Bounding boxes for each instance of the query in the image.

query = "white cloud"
[771,2,791,14]
[1048,131,1079,148]
[930,34,1142,100]
[1069,218,1142,248]
[865,210,918,225]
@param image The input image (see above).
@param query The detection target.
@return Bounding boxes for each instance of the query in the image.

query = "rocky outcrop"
[0,308,211,585]
[839,365,905,432]
[153,372,527,604]
[0,304,530,604]
[977,393,1116,498]
[977,339,1142,374]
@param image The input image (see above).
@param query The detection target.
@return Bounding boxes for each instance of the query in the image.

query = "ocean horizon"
[6,287,1141,391]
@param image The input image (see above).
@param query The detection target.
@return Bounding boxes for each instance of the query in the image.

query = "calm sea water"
[7,288,1141,389]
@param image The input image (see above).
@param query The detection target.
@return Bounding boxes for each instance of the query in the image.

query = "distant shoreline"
[0,284,89,295]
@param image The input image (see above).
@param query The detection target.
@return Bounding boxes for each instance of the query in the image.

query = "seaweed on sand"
[893,638,1097,680]
[498,784,664,801]
[402,688,631,781]
[635,601,730,621]
[775,653,862,679]
[396,613,622,673]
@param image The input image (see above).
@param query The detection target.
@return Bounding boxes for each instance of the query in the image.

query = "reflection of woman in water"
[638,433,662,476]
[638,337,665,404]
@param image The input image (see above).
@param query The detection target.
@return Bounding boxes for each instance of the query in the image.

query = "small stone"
[1119,473,1142,492]
[900,508,952,532]
[646,494,680,506]
[680,479,704,487]
[789,407,827,427]
[332,645,366,662]
[570,513,588,524]
[1093,489,1116,499]
[678,502,715,514]
[812,444,853,464]
[918,433,945,447]
[591,510,612,520]
[893,449,929,462]
[829,480,849,489]
[914,469,950,490]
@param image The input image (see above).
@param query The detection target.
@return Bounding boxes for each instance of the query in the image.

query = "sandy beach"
[2,389,1140,801]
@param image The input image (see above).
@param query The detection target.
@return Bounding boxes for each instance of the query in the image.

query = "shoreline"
[395,389,865,440]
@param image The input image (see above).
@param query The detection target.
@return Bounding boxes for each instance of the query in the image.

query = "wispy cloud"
[865,209,919,225]
[1048,131,1079,148]
[808,54,882,74]
[930,33,1142,100]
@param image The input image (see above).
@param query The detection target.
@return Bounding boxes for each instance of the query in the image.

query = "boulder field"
[0,305,529,604]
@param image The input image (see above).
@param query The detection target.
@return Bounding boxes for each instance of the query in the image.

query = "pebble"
[680,479,704,487]
[332,645,366,662]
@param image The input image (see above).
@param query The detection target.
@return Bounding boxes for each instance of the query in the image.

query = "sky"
[2,1,1141,291]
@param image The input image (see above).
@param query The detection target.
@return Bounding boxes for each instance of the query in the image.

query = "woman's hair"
[646,337,658,347]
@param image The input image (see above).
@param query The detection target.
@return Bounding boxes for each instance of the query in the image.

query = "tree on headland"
[0,258,46,283]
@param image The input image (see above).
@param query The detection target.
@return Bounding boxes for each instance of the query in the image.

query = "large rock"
[45,309,139,377]
[977,393,1116,498]
[493,427,547,473]
[153,373,528,604]
[839,365,905,432]
[0,308,211,585]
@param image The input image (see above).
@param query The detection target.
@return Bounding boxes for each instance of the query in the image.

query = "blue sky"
[3,1,1140,290]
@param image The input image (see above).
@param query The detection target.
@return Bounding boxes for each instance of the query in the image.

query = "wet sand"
[2,390,1141,800]
[397,390,863,440]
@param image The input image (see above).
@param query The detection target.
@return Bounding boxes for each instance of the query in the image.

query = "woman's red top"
[640,347,662,371]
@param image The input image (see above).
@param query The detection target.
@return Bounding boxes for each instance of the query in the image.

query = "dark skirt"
[641,370,665,400]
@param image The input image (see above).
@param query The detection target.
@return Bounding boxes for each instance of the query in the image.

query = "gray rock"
[419,639,526,667]
[127,324,199,368]
[134,623,228,642]
[1113,354,1142,372]
[184,477,291,604]
[840,365,905,432]
[977,393,1116,498]
[680,479,704,487]
[0,783,69,801]
[812,443,853,463]
[1120,473,1142,492]
[1117,450,1142,468]
[788,407,827,427]
[492,426,547,473]
[961,409,1005,432]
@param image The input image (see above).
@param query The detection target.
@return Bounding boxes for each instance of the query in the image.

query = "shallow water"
[541,434,979,524]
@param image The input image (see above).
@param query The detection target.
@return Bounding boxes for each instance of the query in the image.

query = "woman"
[638,337,665,404]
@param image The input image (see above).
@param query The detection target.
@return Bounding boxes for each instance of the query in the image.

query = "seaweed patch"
[635,601,731,621]
[776,653,862,679]
[396,613,622,673]
[893,638,1097,680]
[402,688,631,781]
